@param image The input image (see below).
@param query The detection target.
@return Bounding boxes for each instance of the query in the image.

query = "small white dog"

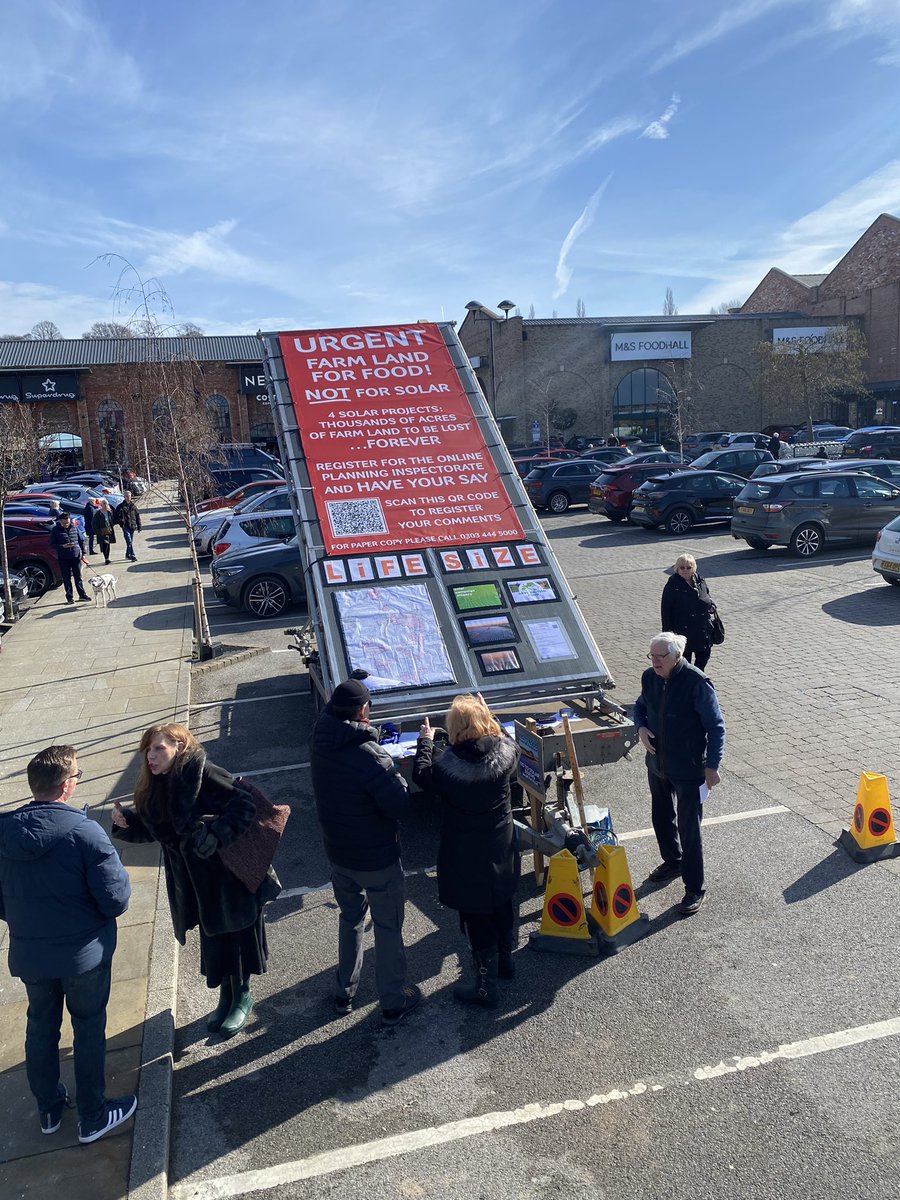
[87,573,117,608]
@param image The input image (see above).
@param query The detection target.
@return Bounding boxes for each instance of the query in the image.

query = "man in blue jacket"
[310,677,420,1026]
[633,632,726,915]
[0,745,136,1143]
[48,511,90,603]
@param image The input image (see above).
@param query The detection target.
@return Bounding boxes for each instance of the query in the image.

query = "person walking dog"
[114,491,142,562]
[0,745,136,1143]
[48,512,90,604]
[413,694,519,1008]
[634,633,725,916]
[112,724,279,1037]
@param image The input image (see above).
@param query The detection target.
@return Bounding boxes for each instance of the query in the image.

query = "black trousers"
[648,770,705,896]
[459,899,516,952]
[59,558,86,600]
[683,638,711,671]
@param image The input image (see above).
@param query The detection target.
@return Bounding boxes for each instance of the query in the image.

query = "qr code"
[326,498,388,538]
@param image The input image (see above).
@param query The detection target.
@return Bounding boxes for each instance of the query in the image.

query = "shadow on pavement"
[821,588,900,626]
[783,846,863,903]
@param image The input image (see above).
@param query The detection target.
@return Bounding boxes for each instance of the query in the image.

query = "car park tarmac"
[167,516,900,1199]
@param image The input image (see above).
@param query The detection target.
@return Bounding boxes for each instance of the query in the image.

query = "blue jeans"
[23,959,111,1122]
[331,861,408,1010]
[121,527,135,558]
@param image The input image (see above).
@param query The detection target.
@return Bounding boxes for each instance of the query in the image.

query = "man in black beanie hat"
[310,677,420,1025]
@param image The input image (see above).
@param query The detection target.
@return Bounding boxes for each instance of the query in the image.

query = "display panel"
[460,614,519,648]
[506,577,559,605]
[449,582,505,613]
[477,648,523,675]
[333,584,455,692]
[523,618,578,662]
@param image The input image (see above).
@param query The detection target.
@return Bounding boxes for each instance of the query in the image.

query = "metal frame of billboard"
[259,322,613,720]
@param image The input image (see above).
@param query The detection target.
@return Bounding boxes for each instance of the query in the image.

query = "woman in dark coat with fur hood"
[413,694,519,1008]
[112,723,278,1037]
[660,553,716,671]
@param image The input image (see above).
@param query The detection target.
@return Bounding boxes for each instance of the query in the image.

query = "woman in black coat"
[92,500,116,565]
[413,694,519,1008]
[660,552,716,671]
[112,723,278,1037]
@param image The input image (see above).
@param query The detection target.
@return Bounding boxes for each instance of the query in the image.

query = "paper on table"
[699,783,710,803]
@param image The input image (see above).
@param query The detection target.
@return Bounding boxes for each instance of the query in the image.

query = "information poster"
[279,324,525,554]
[332,583,455,692]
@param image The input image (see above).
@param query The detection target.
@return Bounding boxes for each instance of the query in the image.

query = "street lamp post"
[465,300,516,419]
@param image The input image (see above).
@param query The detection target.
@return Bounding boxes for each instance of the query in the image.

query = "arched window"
[97,398,126,465]
[207,393,232,441]
[612,368,674,441]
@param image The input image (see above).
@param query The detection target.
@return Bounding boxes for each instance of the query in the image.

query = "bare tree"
[82,321,135,339]
[551,308,558,319]
[176,321,205,336]
[658,359,699,457]
[31,320,63,340]
[0,403,44,621]
[0,333,32,341]
[575,297,586,318]
[663,288,677,316]
[709,298,743,314]
[96,254,225,658]
[756,327,868,441]
[527,304,536,320]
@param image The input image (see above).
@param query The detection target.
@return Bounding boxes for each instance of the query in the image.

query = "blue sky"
[3,0,900,337]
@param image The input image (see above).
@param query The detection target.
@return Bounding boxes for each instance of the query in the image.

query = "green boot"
[219,976,252,1038]
[206,980,233,1033]
[453,949,499,1008]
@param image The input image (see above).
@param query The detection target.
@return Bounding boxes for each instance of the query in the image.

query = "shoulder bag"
[217,776,290,893]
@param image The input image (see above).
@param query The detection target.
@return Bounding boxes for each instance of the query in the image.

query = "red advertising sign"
[279,324,525,555]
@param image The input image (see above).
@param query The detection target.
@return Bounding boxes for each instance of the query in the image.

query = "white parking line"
[275,805,789,901]
[237,762,310,778]
[168,1014,900,1200]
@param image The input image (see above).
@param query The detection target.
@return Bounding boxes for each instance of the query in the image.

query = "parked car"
[630,470,747,535]
[717,432,770,450]
[588,462,683,522]
[578,448,634,465]
[0,570,31,616]
[566,434,609,452]
[762,423,801,440]
[820,458,900,484]
[688,448,774,477]
[1,521,62,594]
[5,495,86,531]
[682,432,730,459]
[750,457,828,479]
[211,509,295,558]
[789,425,851,445]
[194,487,290,556]
[19,481,123,508]
[511,455,569,479]
[626,450,692,465]
[731,470,900,557]
[841,428,900,459]
[872,514,900,585]
[522,459,605,513]
[204,467,284,498]
[195,478,286,515]
[211,536,307,618]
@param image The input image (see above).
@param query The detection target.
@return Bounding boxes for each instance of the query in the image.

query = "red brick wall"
[818,214,900,300]
[740,269,813,314]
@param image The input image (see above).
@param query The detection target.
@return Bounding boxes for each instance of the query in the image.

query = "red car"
[194,479,285,514]
[588,462,683,522]
[2,518,63,595]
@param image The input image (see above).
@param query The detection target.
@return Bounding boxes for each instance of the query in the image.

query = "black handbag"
[709,604,725,645]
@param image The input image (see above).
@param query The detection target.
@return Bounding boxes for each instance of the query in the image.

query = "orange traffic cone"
[588,843,650,953]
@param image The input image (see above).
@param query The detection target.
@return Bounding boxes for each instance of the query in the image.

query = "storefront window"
[612,368,674,440]
[207,393,232,441]
[97,398,126,465]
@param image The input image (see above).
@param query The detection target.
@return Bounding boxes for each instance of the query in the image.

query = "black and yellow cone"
[528,849,599,957]
[839,772,900,863]
[588,843,650,953]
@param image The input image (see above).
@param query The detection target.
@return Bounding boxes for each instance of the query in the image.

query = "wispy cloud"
[553,175,614,299]
[0,279,104,336]
[651,0,797,72]
[1,0,141,105]
[641,94,681,140]
[686,160,900,310]
[825,0,900,65]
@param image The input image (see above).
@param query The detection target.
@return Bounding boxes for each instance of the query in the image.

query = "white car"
[872,514,900,586]
[211,508,295,559]
[192,486,289,555]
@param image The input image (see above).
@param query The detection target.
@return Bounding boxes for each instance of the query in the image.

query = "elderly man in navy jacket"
[310,677,420,1026]
[0,746,135,1143]
[634,632,726,915]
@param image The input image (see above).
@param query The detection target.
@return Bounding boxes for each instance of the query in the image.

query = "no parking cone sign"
[589,843,649,953]
[529,849,599,957]
[839,772,900,863]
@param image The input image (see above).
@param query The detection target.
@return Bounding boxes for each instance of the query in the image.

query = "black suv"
[630,471,747,535]
[689,448,774,477]
[522,460,604,513]
[841,429,900,459]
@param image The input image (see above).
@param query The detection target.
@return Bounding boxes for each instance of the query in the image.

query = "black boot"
[219,976,252,1037]
[453,948,499,1008]
[498,931,516,981]
[206,979,233,1033]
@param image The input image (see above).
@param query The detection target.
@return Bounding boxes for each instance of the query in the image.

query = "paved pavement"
[0,491,193,1200]
[3,501,900,1199]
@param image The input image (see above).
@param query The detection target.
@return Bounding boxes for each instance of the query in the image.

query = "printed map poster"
[279,324,525,554]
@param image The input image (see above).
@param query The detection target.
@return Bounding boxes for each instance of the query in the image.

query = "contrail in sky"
[553,173,613,299]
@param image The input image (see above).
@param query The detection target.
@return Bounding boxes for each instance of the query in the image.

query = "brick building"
[458,307,854,447]
[740,212,900,425]
[0,336,269,470]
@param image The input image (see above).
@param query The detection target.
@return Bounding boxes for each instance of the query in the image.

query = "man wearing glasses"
[0,746,136,1143]
[633,632,725,915]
